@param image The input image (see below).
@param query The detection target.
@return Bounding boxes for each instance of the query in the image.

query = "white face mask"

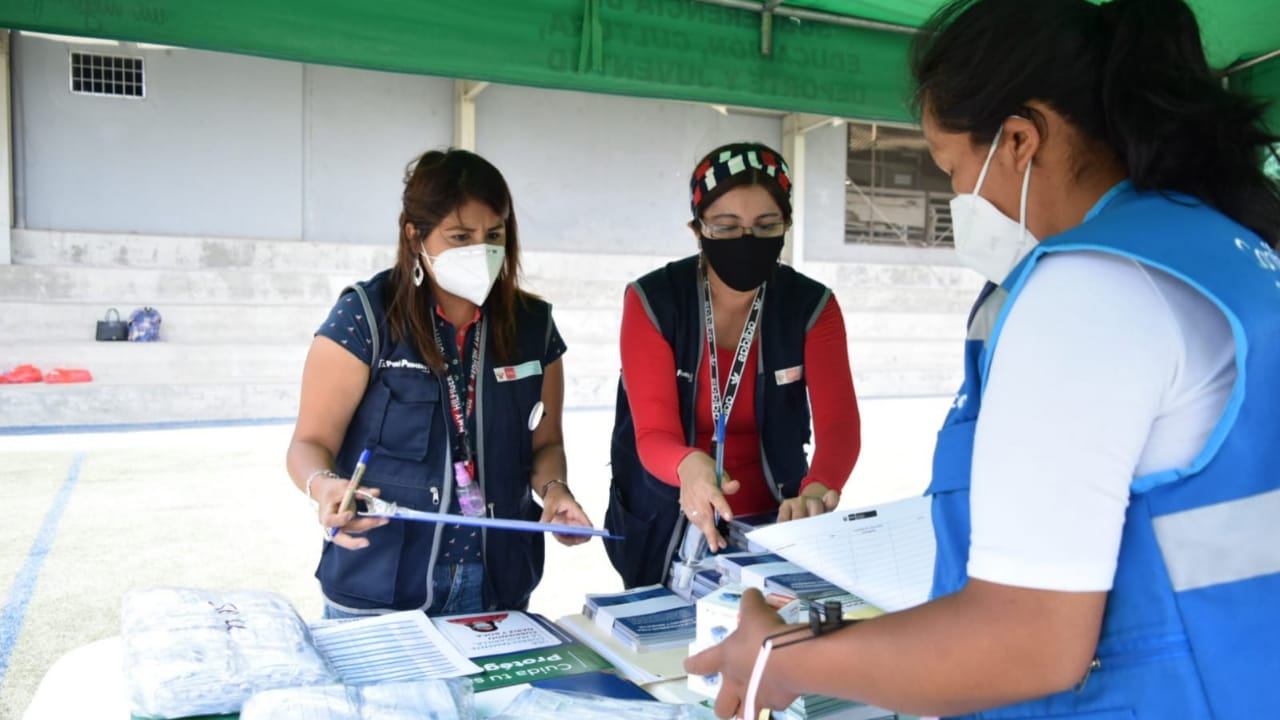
[949,125,1036,284]
[423,244,506,306]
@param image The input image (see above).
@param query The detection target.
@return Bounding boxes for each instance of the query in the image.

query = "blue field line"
[0,453,83,687]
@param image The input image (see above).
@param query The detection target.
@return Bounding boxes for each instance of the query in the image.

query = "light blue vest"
[927,182,1280,718]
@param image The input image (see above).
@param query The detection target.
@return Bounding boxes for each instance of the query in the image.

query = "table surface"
[21,628,704,720]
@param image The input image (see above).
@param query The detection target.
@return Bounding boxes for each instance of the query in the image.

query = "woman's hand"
[685,588,802,718]
[538,483,593,546]
[777,483,840,522]
[312,475,388,549]
[677,452,741,552]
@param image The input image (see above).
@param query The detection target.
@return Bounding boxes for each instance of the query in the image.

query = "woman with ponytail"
[686,1,1280,718]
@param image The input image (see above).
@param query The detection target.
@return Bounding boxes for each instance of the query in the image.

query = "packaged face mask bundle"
[121,587,337,718]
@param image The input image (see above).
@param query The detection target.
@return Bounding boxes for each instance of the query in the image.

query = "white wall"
[798,121,849,262]
[14,35,302,239]
[477,84,782,257]
[10,33,946,265]
[12,35,453,244]
[302,65,453,245]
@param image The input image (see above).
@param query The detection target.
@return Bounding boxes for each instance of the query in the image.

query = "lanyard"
[702,264,766,436]
[433,315,483,464]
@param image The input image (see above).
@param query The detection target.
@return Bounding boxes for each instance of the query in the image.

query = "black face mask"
[700,236,785,291]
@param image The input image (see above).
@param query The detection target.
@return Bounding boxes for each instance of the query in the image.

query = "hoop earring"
[412,258,425,287]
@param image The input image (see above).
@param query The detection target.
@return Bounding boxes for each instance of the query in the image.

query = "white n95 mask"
[949,125,1037,285]
[423,244,506,306]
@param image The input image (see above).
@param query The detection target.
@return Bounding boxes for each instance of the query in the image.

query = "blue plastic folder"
[532,669,656,700]
[360,506,621,540]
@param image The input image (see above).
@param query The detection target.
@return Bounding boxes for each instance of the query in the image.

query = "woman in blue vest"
[606,142,862,589]
[687,0,1280,717]
[286,149,593,618]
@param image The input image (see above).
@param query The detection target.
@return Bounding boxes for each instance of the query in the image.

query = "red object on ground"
[0,364,44,383]
[44,368,94,384]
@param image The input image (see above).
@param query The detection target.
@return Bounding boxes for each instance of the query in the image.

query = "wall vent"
[70,52,145,98]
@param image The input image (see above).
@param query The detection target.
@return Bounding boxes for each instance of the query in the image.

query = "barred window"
[70,52,145,98]
[845,123,954,247]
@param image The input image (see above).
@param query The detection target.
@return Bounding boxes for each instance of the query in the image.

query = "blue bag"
[128,306,162,342]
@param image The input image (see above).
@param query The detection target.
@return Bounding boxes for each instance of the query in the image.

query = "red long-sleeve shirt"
[619,286,861,515]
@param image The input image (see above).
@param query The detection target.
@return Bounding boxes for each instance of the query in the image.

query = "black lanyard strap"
[433,315,483,462]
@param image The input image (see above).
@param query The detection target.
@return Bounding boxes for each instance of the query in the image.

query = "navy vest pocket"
[604,476,680,588]
[315,520,405,607]
[484,492,543,610]
[373,372,439,461]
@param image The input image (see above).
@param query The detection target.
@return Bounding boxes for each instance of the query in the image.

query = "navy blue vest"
[928,184,1280,718]
[316,271,552,611]
[606,255,830,588]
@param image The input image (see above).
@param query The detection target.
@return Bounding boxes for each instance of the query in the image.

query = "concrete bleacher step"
[0,380,301,428]
[804,260,984,292]
[2,230,972,429]
[843,310,965,341]
[846,339,963,371]
[0,264,357,306]
[551,308,967,346]
[0,342,310,384]
[559,338,960,377]
[854,366,962,398]
[0,365,957,429]
[0,304,969,353]
[12,229,394,273]
[523,276,981,314]
[828,285,980,314]
[0,301,328,343]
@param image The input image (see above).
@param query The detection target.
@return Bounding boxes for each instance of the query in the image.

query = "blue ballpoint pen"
[713,414,726,527]
[330,448,371,538]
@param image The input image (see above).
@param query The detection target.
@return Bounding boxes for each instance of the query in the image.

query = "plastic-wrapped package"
[489,687,717,720]
[239,679,473,720]
[122,587,338,718]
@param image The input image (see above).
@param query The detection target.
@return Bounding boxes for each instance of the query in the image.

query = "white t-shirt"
[967,251,1237,592]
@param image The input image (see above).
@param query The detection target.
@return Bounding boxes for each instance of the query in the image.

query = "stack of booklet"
[783,694,899,720]
[714,551,790,585]
[691,566,724,600]
[667,558,723,601]
[583,584,697,653]
[763,569,843,600]
[725,510,776,552]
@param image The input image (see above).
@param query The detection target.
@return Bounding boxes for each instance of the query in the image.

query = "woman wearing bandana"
[286,149,592,618]
[606,142,862,589]
[686,1,1280,718]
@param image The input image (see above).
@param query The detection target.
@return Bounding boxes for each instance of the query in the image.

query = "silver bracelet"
[306,469,340,501]
[538,478,570,500]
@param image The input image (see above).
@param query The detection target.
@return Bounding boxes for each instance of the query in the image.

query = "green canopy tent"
[1,0,1277,126]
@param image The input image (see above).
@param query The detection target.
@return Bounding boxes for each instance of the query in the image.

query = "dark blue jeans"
[322,562,485,619]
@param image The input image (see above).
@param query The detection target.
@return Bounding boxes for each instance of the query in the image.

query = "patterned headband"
[690,148,792,218]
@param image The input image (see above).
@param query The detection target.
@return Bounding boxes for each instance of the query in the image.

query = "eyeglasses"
[698,219,790,240]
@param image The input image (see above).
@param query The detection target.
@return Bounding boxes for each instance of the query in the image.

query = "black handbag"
[96,308,129,341]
